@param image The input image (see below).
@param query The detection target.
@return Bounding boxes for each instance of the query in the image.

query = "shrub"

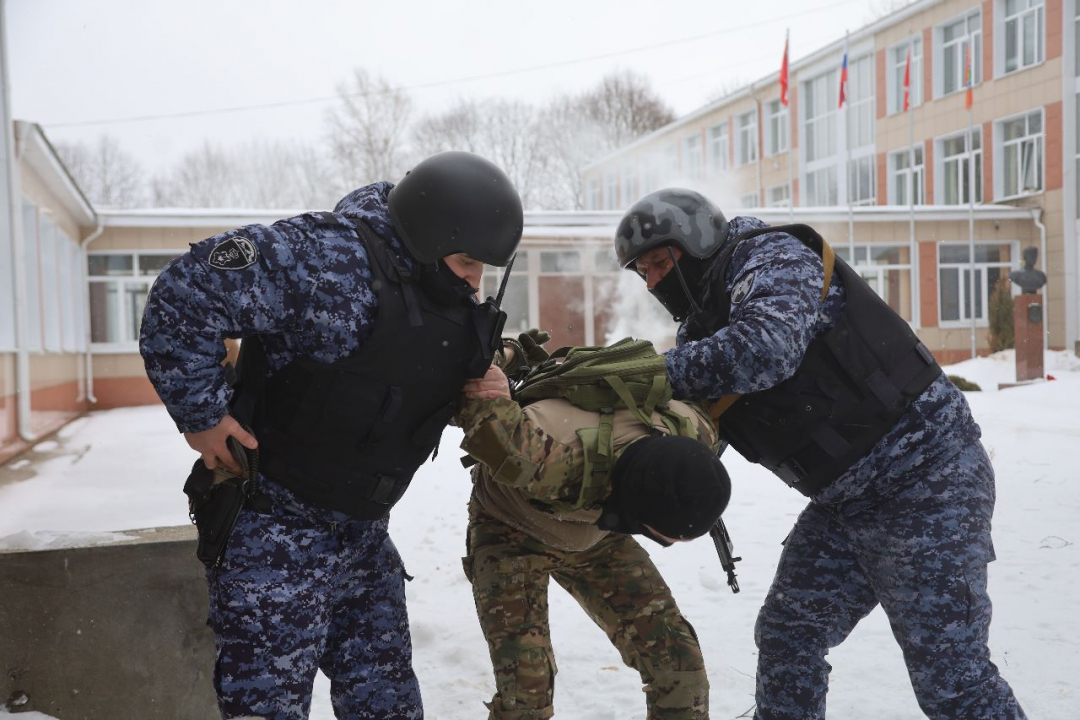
[948,374,981,392]
[987,277,1015,353]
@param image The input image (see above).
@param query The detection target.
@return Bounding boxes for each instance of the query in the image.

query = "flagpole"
[906,48,918,327]
[785,29,794,223]
[966,44,976,360]
[842,32,854,261]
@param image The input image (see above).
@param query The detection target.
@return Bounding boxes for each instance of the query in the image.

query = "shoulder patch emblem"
[208,236,258,270]
[730,271,756,304]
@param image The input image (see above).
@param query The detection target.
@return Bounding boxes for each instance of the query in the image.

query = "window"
[834,245,914,320]
[766,184,791,207]
[937,243,1015,325]
[642,155,660,194]
[39,215,62,351]
[603,172,618,211]
[736,110,758,166]
[619,165,636,207]
[889,146,925,205]
[888,37,923,114]
[481,252,531,336]
[707,122,729,174]
[0,202,13,348]
[938,10,982,96]
[740,192,760,208]
[997,109,1043,198]
[765,100,789,156]
[585,177,600,210]
[938,130,982,205]
[846,55,875,151]
[684,134,704,180]
[23,202,42,351]
[661,143,680,182]
[847,155,876,205]
[1001,0,1044,74]
[806,166,838,206]
[89,251,181,347]
[804,71,838,163]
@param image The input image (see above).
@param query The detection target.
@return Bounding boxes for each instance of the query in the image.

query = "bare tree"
[577,70,676,149]
[151,140,338,209]
[54,135,146,208]
[538,71,677,210]
[151,142,240,207]
[324,69,414,193]
[413,98,549,209]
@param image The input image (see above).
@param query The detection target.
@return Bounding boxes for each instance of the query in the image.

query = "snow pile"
[0,352,1077,718]
[0,529,137,551]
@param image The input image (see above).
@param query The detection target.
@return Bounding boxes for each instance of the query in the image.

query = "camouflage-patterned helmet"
[613,188,729,269]
[389,151,523,267]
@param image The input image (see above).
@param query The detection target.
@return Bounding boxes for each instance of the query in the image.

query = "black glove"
[518,329,551,365]
[499,328,552,378]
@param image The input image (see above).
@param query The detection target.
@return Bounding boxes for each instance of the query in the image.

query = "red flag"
[902,48,911,112]
[779,31,790,107]
[964,43,973,110]
[838,36,849,109]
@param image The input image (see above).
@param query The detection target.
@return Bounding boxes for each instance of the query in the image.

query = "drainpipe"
[1032,208,1048,363]
[80,220,104,404]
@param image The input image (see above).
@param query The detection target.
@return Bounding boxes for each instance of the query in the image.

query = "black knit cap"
[598,435,730,544]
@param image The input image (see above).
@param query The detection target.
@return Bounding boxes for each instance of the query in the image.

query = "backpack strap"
[574,407,616,510]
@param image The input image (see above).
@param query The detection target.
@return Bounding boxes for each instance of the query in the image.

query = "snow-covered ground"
[1,350,1077,719]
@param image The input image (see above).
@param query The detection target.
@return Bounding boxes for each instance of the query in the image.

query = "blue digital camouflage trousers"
[754,442,1026,719]
[206,478,422,720]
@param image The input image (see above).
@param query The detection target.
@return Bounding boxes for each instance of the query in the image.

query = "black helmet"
[614,188,729,270]
[388,151,523,267]
[598,435,730,545]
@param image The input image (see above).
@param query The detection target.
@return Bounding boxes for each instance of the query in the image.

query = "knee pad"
[648,668,709,715]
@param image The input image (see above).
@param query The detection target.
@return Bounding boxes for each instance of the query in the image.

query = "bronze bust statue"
[1009,246,1047,294]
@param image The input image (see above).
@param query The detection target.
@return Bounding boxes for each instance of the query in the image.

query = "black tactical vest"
[233,215,479,519]
[691,224,941,497]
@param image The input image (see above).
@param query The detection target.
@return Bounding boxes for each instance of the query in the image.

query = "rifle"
[709,518,742,593]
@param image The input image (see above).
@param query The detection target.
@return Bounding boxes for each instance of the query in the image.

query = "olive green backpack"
[511,337,700,511]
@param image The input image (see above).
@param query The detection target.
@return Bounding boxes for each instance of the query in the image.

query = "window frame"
[764,99,790,156]
[707,121,729,174]
[834,244,916,321]
[619,164,637,207]
[936,9,983,98]
[998,0,1045,76]
[88,250,182,352]
[887,36,924,115]
[936,241,1019,328]
[888,145,926,205]
[683,132,704,180]
[936,128,983,205]
[995,108,1044,200]
[766,183,792,207]
[736,109,759,167]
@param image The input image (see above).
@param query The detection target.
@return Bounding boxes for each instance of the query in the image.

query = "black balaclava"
[597,435,731,547]
[417,260,478,307]
[648,250,710,322]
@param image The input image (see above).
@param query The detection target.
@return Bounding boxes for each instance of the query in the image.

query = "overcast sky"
[6,0,891,174]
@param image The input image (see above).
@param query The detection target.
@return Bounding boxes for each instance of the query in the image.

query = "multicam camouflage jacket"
[457,395,717,552]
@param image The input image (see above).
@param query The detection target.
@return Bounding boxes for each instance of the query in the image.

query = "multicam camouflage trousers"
[207,477,423,720]
[463,499,709,719]
[754,442,1027,720]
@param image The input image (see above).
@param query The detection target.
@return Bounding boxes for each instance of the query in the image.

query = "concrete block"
[0,526,219,718]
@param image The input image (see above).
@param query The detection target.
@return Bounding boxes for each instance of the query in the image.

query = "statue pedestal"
[1013,293,1044,382]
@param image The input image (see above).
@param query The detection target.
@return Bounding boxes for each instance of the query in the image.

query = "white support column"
[1062,0,1079,352]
